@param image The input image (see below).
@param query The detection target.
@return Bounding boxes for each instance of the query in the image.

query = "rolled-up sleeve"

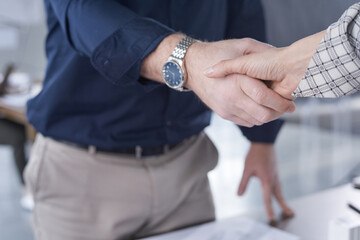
[294,3,360,98]
[238,119,284,144]
[49,0,175,86]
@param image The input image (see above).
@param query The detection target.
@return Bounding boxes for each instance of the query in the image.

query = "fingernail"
[204,67,214,76]
[287,106,294,113]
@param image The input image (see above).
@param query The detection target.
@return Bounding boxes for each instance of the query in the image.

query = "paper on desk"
[146,217,299,240]
[0,83,41,108]
[182,217,299,240]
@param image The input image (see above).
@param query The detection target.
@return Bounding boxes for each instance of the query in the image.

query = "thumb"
[204,55,251,78]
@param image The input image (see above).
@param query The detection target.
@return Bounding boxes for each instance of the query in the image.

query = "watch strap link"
[171,36,196,60]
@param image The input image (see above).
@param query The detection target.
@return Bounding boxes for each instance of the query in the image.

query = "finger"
[236,92,282,124]
[274,179,295,218]
[228,115,254,128]
[228,110,263,127]
[261,182,275,221]
[205,39,274,78]
[238,171,252,195]
[204,56,250,78]
[240,75,296,114]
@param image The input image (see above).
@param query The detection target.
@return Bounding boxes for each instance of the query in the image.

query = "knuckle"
[255,121,264,126]
[259,110,273,123]
[243,119,255,128]
[237,119,254,128]
[280,102,291,113]
[242,38,254,47]
[241,122,253,128]
[252,88,266,104]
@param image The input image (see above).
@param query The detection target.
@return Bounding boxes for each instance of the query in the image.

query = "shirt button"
[166,121,172,126]
[103,59,110,66]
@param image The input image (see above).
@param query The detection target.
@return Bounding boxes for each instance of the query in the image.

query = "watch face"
[162,61,183,88]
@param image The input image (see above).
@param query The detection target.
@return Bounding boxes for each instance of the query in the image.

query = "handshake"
[183,31,325,127]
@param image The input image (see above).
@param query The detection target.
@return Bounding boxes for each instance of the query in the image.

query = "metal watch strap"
[170,36,196,92]
[171,36,196,60]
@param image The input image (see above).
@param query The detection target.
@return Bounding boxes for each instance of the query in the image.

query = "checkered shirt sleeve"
[293,3,360,98]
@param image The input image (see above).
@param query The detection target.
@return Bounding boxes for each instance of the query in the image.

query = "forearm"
[239,119,284,144]
[50,0,176,86]
[283,31,326,86]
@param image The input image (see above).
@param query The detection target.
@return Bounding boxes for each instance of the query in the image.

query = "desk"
[144,184,360,240]
[274,184,360,240]
[0,89,40,141]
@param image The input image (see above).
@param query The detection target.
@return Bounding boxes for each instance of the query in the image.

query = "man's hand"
[141,34,295,127]
[204,31,326,100]
[184,39,295,127]
[239,143,294,221]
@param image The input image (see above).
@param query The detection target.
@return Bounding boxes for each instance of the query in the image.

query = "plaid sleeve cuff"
[293,3,360,98]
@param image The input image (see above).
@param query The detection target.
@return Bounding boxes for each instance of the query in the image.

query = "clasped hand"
[184,38,296,128]
[185,32,326,127]
[201,31,326,116]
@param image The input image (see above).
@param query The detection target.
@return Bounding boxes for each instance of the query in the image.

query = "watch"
[162,36,196,92]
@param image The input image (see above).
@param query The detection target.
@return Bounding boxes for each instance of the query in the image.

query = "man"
[24,1,294,239]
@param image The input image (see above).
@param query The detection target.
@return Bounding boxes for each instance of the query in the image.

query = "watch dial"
[162,61,183,88]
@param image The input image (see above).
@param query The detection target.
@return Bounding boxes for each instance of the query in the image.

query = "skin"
[241,143,294,221]
[140,34,295,220]
[200,31,327,221]
[141,34,296,127]
[205,31,327,99]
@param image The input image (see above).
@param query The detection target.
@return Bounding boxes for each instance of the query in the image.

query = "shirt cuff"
[293,3,360,98]
[239,119,284,144]
[91,17,175,90]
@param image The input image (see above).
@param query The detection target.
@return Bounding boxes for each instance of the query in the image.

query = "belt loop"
[135,146,143,159]
[88,145,97,155]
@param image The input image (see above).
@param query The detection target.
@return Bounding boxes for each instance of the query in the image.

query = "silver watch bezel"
[162,57,187,91]
[162,36,195,92]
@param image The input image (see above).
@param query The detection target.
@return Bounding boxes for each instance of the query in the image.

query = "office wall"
[0,0,359,80]
[0,0,46,80]
[263,0,359,47]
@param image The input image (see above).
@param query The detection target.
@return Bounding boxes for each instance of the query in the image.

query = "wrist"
[251,142,274,149]
[183,41,208,91]
[283,30,326,84]
[141,33,184,83]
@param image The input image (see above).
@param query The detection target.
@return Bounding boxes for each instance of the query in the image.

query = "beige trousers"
[24,132,218,240]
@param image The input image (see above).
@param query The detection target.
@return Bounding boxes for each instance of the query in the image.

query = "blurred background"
[0,0,359,239]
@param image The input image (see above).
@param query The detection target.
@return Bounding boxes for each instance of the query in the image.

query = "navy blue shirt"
[27,0,283,150]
